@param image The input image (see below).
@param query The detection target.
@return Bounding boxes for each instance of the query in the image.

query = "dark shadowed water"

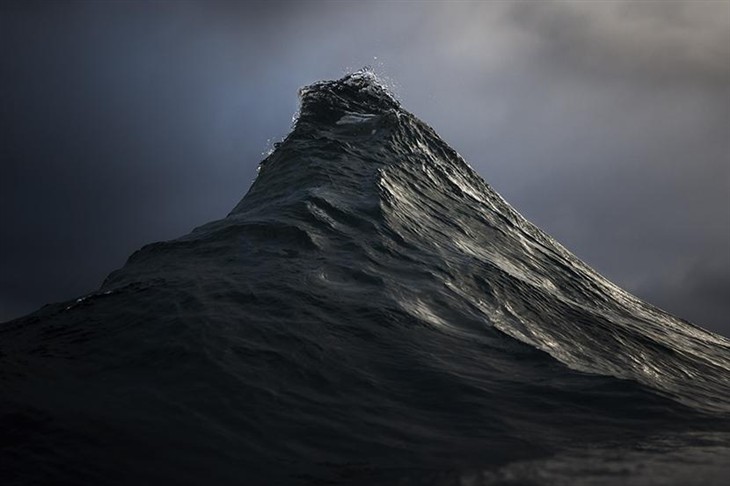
[2,71,729,485]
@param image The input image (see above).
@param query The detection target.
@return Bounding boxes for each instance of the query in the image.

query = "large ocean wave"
[2,70,729,485]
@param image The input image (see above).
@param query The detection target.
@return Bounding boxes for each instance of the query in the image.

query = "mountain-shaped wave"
[2,70,729,485]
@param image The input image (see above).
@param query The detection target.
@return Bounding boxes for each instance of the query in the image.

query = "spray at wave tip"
[344,65,400,102]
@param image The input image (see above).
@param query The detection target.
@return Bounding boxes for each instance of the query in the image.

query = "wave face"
[2,71,729,485]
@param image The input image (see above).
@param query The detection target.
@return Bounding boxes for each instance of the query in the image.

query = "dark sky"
[1,1,728,336]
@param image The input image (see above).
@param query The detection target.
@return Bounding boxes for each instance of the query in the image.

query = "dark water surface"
[2,71,729,485]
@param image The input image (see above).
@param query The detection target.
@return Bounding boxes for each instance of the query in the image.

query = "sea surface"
[2,71,729,485]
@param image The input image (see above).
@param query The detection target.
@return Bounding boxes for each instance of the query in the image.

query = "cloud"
[507,1,730,88]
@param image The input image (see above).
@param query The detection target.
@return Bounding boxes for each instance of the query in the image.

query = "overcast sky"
[1,1,728,336]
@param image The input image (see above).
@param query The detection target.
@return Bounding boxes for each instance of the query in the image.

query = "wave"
[2,69,729,485]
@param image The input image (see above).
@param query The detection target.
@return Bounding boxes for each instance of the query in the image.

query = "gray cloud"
[509,1,730,87]
[1,1,728,335]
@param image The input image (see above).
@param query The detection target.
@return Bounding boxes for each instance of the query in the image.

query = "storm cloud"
[1,1,728,335]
